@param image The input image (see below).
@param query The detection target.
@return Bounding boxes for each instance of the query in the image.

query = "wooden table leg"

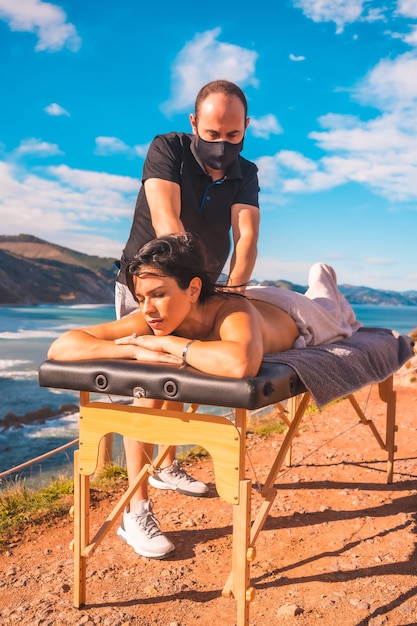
[73,449,89,608]
[379,376,397,483]
[232,478,253,626]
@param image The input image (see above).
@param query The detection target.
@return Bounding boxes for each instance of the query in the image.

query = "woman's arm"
[47,313,181,365]
[117,299,264,378]
[184,307,263,377]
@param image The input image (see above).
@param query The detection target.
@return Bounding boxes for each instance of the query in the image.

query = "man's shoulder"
[151,132,193,148]
[238,154,258,174]
[143,132,199,180]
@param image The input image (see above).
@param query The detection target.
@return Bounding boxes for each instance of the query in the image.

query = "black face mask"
[195,136,244,170]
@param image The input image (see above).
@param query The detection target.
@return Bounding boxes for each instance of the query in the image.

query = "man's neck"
[204,164,225,181]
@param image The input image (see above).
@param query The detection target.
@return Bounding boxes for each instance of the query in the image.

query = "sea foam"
[0,329,61,340]
[0,369,38,380]
[0,359,31,370]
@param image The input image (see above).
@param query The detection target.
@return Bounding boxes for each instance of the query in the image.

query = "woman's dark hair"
[127,233,219,303]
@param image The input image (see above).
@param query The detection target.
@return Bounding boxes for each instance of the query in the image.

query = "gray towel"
[262,327,414,408]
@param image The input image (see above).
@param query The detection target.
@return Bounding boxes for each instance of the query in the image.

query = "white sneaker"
[117,500,175,559]
[148,460,209,497]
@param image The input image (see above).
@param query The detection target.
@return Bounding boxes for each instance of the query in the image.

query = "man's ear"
[189,276,202,301]
[190,113,198,135]
[245,117,250,129]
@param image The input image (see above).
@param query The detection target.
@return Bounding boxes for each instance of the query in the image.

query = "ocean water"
[0,305,116,487]
[1,303,416,488]
[352,304,417,333]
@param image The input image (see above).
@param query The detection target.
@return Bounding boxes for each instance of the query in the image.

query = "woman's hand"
[114,334,180,364]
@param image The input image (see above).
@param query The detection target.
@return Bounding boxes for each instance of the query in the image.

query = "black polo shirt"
[118,132,259,282]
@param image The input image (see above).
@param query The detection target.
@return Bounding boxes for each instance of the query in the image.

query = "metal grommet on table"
[163,380,178,397]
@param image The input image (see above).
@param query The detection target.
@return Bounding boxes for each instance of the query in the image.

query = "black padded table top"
[38,359,305,410]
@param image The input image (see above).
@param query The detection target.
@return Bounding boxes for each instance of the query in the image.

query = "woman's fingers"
[128,345,180,364]
[114,334,138,344]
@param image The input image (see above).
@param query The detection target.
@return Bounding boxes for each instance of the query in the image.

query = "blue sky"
[1,0,417,291]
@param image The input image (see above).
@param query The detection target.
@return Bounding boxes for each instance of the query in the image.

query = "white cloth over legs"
[245,263,362,349]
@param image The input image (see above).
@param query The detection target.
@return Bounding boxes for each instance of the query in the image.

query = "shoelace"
[165,462,196,484]
[134,510,163,539]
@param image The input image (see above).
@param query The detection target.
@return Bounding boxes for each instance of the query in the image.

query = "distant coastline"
[252,279,417,307]
[1,234,417,307]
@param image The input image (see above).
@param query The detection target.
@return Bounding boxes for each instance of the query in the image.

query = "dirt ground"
[1,363,417,626]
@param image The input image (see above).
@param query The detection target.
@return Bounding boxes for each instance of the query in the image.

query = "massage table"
[38,327,414,626]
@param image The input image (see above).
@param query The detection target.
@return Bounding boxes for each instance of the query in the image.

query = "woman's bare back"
[204,294,299,355]
[249,299,299,353]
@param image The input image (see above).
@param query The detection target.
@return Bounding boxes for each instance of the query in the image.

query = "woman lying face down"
[47,233,300,378]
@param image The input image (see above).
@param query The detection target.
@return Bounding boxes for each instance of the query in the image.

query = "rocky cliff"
[0,234,117,305]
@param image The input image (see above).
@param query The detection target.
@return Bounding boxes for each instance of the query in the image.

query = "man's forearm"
[153,215,185,236]
[228,242,258,289]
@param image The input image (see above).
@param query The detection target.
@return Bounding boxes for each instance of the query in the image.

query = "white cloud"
[0,159,139,257]
[95,136,131,156]
[401,24,417,46]
[363,257,396,265]
[292,0,365,33]
[133,143,151,158]
[162,28,259,114]
[353,51,417,111]
[95,136,151,159]
[249,114,283,139]
[44,102,70,116]
[252,48,417,203]
[13,138,63,157]
[277,150,317,173]
[252,256,311,284]
[55,233,125,259]
[256,150,317,192]
[257,104,417,201]
[364,8,387,24]
[0,0,81,52]
[311,111,415,153]
[396,0,417,19]
[258,125,417,201]
[256,155,284,190]
[289,53,305,61]
[48,164,139,194]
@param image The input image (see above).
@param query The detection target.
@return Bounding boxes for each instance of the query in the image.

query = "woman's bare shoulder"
[212,292,254,313]
[207,293,257,331]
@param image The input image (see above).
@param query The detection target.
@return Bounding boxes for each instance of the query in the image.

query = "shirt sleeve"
[233,160,260,208]
[142,134,183,185]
